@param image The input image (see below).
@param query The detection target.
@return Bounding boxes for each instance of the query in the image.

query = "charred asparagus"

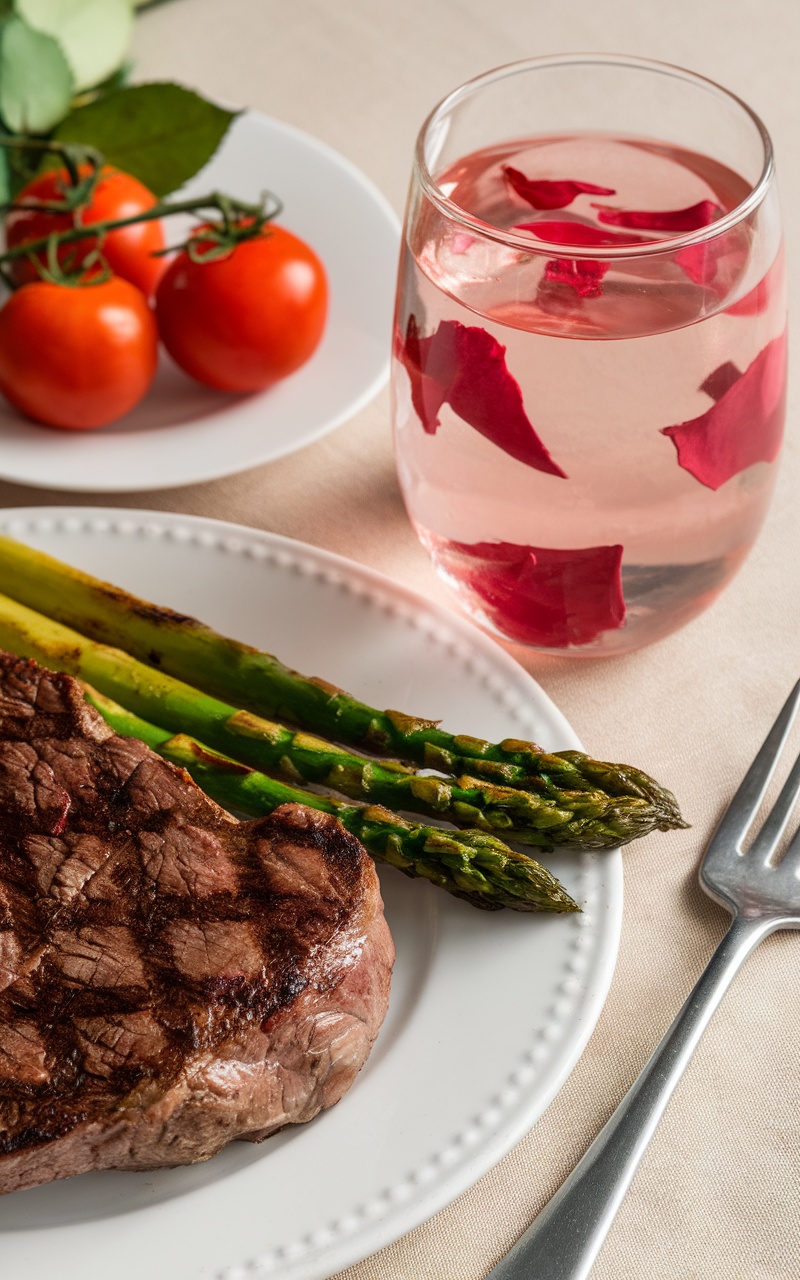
[0,591,662,847]
[0,534,686,836]
[83,686,580,913]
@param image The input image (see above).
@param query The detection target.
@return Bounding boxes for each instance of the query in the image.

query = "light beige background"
[8,1,800,1276]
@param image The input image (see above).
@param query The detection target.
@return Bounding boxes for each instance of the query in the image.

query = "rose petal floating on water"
[396,316,567,476]
[661,332,787,490]
[503,167,616,211]
[591,201,731,289]
[541,201,732,291]
[517,221,643,247]
[445,538,625,647]
[593,200,723,232]
[517,219,642,299]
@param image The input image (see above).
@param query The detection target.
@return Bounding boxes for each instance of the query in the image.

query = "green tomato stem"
[0,135,105,188]
[0,190,282,271]
[0,134,283,275]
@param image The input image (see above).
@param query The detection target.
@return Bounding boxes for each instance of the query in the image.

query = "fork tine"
[704,679,800,864]
[748,746,800,865]
[774,820,800,876]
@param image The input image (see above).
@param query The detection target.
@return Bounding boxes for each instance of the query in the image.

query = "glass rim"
[414,52,775,259]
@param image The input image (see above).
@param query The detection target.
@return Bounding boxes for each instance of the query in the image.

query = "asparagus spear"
[82,686,579,914]
[0,534,685,831]
[0,591,657,847]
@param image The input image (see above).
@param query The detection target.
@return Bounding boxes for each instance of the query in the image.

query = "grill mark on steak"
[0,655,393,1190]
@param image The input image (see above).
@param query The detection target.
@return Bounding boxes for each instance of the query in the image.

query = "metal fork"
[487,680,800,1280]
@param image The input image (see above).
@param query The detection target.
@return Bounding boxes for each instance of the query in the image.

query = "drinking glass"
[391,55,786,656]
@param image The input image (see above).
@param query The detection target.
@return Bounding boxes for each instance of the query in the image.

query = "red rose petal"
[726,243,784,317]
[517,220,642,300]
[503,167,616,211]
[396,316,567,476]
[674,239,727,287]
[394,318,448,432]
[445,538,625,647]
[516,221,642,248]
[591,199,729,289]
[672,211,746,291]
[700,361,742,403]
[593,200,723,232]
[661,332,787,490]
[543,257,609,298]
[726,283,764,316]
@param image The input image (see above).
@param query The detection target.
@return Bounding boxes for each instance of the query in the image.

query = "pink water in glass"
[392,134,786,655]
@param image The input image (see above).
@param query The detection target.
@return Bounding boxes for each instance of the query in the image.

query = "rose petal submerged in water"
[395,316,567,476]
[517,219,642,299]
[700,361,742,403]
[541,257,609,298]
[661,332,787,490]
[726,244,785,317]
[674,239,729,287]
[444,538,626,647]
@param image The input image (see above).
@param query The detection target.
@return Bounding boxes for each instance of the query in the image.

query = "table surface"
[8,2,800,1277]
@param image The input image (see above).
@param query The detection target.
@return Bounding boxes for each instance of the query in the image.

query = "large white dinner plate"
[0,508,622,1280]
[0,113,400,493]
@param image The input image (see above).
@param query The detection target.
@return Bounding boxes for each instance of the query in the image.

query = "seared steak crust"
[0,654,393,1194]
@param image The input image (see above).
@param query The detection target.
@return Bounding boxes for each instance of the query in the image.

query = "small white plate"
[0,113,400,492]
[0,508,623,1280]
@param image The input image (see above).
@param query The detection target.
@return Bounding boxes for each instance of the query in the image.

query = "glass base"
[432,552,750,657]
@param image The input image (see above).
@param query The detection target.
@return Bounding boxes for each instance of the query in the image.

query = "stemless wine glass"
[391,55,786,656]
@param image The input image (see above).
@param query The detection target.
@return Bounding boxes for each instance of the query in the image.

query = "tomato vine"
[0,135,282,288]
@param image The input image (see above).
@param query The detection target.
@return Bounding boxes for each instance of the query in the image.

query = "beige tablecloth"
[8,1,800,1276]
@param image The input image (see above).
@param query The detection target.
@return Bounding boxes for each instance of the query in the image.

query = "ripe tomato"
[155,225,328,391]
[5,166,167,298]
[0,277,159,430]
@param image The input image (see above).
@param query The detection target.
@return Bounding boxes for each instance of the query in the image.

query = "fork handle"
[486,914,773,1280]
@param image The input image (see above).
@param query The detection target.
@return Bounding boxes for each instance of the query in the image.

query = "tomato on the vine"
[0,277,159,430]
[5,166,167,298]
[155,225,328,392]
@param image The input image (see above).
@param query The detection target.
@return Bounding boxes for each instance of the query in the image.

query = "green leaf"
[0,16,73,133]
[51,82,240,196]
[15,0,132,92]
[0,146,9,204]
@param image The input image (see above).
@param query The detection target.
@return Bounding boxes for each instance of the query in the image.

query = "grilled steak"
[0,653,394,1194]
